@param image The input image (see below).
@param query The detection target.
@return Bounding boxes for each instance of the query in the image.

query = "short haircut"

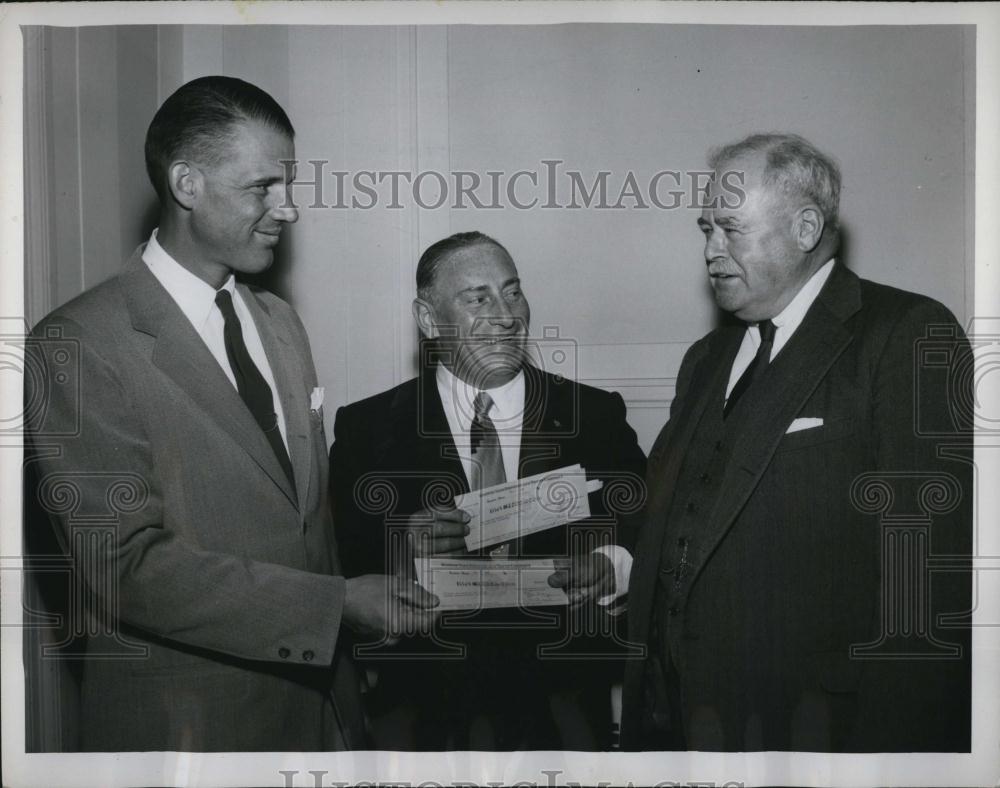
[708,133,842,230]
[415,231,513,300]
[144,76,294,201]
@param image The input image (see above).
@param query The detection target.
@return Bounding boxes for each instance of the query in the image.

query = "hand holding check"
[342,574,440,646]
[548,552,615,605]
[405,504,472,556]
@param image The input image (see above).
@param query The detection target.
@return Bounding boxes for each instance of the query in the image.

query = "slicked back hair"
[415,231,513,301]
[144,75,294,201]
[709,132,842,231]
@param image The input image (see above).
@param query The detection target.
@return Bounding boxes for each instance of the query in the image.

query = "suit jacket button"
[686,502,696,513]
[700,472,711,483]
[278,647,290,659]
[302,650,315,662]
[668,606,679,616]
[715,440,723,451]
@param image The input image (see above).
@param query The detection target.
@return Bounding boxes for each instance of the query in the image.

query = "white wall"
[27,23,975,453]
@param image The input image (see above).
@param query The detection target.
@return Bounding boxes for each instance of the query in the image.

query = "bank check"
[456,463,600,551]
[414,557,568,610]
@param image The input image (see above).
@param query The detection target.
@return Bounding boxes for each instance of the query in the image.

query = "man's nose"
[704,227,726,261]
[487,299,514,325]
[271,188,299,224]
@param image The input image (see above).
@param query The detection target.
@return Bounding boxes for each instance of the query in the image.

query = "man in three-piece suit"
[620,134,972,752]
[330,231,647,749]
[24,76,437,751]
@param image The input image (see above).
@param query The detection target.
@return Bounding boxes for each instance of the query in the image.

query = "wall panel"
[27,23,975,454]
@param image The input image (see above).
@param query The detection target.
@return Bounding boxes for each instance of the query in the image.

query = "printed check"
[414,557,568,611]
[455,463,598,551]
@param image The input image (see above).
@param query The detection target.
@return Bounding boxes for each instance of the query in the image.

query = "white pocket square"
[786,417,823,434]
[310,387,325,412]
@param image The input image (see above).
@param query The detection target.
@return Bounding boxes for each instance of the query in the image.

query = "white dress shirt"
[142,229,290,452]
[615,258,837,601]
[437,363,624,604]
[435,363,524,485]
[724,258,836,402]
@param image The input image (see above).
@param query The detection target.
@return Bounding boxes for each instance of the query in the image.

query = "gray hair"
[709,133,841,230]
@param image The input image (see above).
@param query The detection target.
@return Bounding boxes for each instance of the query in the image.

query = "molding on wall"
[403,26,452,385]
[963,25,975,330]
[580,376,676,412]
[394,27,419,386]
[23,26,53,326]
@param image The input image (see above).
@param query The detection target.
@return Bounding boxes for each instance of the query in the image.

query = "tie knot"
[474,391,495,421]
[215,288,237,318]
[758,319,776,344]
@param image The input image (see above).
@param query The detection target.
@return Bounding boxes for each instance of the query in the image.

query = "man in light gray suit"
[24,76,437,751]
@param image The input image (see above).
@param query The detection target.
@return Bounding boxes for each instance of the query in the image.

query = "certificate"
[414,557,568,611]
[456,463,597,551]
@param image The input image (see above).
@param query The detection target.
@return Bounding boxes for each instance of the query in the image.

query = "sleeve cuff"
[593,544,633,610]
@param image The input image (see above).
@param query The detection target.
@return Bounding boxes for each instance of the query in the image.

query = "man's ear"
[412,298,439,339]
[793,204,825,252]
[166,161,200,211]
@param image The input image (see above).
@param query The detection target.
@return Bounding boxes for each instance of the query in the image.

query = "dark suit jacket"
[621,263,972,752]
[24,247,365,751]
[330,362,646,747]
[331,362,647,574]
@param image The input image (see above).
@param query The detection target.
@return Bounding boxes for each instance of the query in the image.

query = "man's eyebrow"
[246,170,291,186]
[457,278,521,295]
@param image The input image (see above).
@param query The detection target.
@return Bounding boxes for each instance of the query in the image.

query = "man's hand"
[548,552,615,606]
[406,505,471,556]
[342,574,440,646]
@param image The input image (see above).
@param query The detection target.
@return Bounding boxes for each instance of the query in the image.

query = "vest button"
[668,606,679,616]
[686,502,696,513]
[715,440,723,451]
[700,472,711,483]
[677,537,687,547]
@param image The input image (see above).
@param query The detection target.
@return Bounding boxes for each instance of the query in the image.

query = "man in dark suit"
[23,76,437,752]
[620,133,972,752]
[331,231,646,749]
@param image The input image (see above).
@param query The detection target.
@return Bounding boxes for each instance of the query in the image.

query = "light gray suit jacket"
[25,247,365,751]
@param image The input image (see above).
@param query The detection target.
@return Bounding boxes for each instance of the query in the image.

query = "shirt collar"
[142,229,235,330]
[436,363,526,432]
[762,257,836,334]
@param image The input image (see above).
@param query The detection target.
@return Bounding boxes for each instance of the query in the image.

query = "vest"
[654,377,744,670]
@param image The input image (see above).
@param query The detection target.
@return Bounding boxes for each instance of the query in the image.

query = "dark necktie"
[469,392,511,556]
[215,289,296,490]
[723,319,777,419]
[470,391,506,489]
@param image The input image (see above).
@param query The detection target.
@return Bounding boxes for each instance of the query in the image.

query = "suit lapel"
[120,251,298,509]
[635,328,742,576]
[239,283,310,508]
[518,364,564,476]
[686,264,862,588]
[392,369,468,494]
[653,330,739,510]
